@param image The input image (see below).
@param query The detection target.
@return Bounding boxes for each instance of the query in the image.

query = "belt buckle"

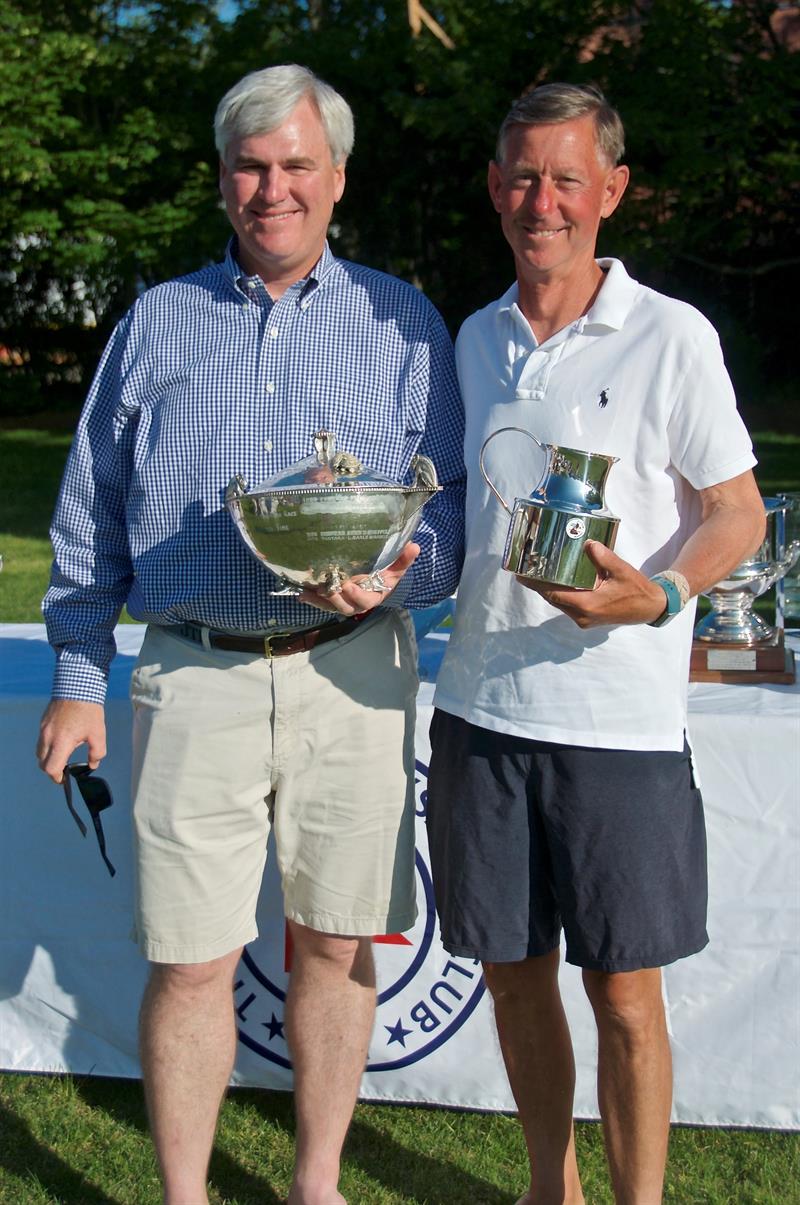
[263,629,292,658]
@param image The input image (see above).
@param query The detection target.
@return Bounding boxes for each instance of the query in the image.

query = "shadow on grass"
[75,1077,286,1205]
[0,1097,126,1205]
[74,1078,511,1202]
[239,1089,509,1205]
[346,1112,510,1204]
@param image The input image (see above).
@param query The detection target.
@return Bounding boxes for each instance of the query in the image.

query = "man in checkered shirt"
[37,64,464,1205]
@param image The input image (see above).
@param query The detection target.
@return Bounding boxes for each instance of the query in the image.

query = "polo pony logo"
[598,389,610,408]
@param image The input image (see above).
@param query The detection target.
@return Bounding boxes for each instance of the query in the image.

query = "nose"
[255,165,288,204]
[527,177,555,215]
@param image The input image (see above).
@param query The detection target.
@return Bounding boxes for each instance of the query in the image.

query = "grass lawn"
[1,419,798,1202]
[1,1071,798,1204]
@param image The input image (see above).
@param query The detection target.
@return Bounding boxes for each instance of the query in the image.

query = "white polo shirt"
[434,259,756,751]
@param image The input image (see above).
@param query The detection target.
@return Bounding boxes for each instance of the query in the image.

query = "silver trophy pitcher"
[480,427,620,590]
[694,495,800,646]
[225,429,441,595]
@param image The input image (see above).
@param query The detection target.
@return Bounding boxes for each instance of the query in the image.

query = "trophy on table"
[776,491,800,629]
[691,495,800,683]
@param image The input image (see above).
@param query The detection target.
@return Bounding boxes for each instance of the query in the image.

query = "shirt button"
[269,327,279,338]
[268,618,278,627]
[247,280,257,290]
[263,439,273,452]
[266,382,275,394]
[241,302,250,310]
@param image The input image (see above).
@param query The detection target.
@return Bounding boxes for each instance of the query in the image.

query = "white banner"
[1,623,798,1128]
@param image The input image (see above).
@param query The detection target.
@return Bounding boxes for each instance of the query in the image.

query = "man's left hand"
[517,540,667,629]
[299,542,420,617]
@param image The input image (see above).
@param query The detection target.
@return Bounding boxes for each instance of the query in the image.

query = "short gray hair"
[496,83,625,167]
[214,64,355,166]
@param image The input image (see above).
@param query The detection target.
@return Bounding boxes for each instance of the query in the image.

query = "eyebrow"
[506,162,585,175]
[233,154,319,170]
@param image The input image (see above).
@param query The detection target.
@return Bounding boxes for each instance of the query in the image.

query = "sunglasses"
[62,763,116,877]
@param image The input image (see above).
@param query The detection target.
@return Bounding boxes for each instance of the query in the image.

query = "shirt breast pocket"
[295,370,421,479]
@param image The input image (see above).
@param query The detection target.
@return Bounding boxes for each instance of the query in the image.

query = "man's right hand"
[36,699,106,784]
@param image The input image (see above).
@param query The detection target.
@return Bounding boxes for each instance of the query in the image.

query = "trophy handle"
[479,427,549,515]
[778,539,800,580]
[225,474,249,503]
[313,429,336,464]
[411,454,439,491]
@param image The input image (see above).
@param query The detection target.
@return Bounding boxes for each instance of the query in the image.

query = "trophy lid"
[244,429,434,495]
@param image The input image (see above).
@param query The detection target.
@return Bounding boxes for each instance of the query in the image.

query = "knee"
[147,949,242,997]
[483,949,561,1009]
[482,960,520,1001]
[289,923,373,981]
[583,968,664,1042]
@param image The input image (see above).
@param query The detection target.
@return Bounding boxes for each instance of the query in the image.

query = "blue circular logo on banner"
[234,759,485,1071]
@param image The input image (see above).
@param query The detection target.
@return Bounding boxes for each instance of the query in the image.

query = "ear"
[601,164,630,219]
[218,157,228,189]
[333,160,346,204]
[487,160,504,214]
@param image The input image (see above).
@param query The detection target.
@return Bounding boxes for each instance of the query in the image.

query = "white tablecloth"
[1,623,797,1128]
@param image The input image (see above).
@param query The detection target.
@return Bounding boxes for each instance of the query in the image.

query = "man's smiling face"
[488,114,628,287]
[219,95,345,293]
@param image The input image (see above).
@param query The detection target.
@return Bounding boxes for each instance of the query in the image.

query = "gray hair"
[496,83,625,167]
[214,64,355,166]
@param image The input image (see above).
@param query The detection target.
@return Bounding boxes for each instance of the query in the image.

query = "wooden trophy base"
[690,632,796,684]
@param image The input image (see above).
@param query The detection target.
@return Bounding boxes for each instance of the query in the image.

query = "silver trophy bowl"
[225,429,441,595]
[694,496,800,646]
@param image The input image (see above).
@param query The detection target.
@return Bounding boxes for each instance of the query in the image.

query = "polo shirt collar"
[582,258,639,331]
[496,280,523,319]
[496,257,639,336]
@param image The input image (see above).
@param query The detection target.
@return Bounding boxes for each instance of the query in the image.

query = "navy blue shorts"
[425,710,709,972]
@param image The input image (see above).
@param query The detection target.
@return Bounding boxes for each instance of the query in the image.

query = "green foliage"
[0,1,227,406]
[0,0,797,411]
[598,0,800,393]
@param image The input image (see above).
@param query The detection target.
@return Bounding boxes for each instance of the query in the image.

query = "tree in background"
[597,0,799,407]
[0,0,226,408]
[0,0,797,414]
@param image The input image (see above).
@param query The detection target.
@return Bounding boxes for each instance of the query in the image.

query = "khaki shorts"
[129,612,419,964]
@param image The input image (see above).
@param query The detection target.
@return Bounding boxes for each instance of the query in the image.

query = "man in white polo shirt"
[426,83,765,1204]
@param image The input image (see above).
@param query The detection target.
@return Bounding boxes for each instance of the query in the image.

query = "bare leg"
[483,949,585,1205]
[138,947,242,1205]
[582,968,672,1205]
[284,922,376,1205]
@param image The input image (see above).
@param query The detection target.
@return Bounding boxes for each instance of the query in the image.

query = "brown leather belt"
[171,615,367,657]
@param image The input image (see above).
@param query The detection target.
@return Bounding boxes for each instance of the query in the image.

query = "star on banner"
[262,1013,285,1042]
[385,1018,413,1048]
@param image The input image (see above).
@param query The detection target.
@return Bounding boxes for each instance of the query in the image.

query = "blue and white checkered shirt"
[44,241,465,703]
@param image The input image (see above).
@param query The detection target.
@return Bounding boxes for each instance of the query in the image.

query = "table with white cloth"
[1,621,797,1129]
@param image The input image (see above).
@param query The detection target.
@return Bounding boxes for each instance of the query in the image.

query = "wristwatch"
[648,570,690,628]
